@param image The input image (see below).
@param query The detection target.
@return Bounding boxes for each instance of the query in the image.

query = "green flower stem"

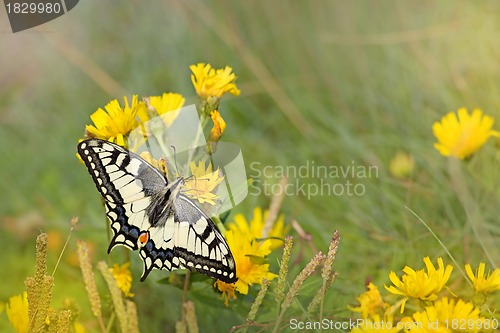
[447,158,497,267]
[186,111,210,170]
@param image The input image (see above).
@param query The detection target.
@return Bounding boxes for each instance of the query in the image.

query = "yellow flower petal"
[184,160,225,205]
[389,151,414,179]
[213,280,237,306]
[84,95,148,147]
[465,262,500,294]
[190,63,240,99]
[348,283,389,319]
[209,110,226,142]
[385,257,453,313]
[109,262,134,297]
[5,292,29,333]
[228,207,286,251]
[404,297,486,333]
[74,321,87,333]
[432,108,500,159]
[214,207,284,304]
[146,92,185,127]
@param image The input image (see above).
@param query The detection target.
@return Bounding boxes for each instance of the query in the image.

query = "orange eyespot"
[138,231,149,246]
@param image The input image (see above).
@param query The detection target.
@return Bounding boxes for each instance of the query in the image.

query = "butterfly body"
[77,139,237,283]
[145,177,184,228]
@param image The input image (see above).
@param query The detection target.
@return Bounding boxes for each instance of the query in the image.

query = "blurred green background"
[1,1,499,332]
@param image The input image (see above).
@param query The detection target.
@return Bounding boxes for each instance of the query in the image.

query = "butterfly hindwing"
[105,200,149,251]
[77,138,237,283]
[137,193,236,282]
[172,195,236,281]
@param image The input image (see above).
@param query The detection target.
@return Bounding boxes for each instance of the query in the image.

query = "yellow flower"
[215,209,280,304]
[433,297,484,333]
[109,262,134,297]
[190,63,241,99]
[85,95,149,147]
[349,314,401,333]
[433,108,500,159]
[184,160,225,205]
[402,298,484,333]
[139,154,225,205]
[147,92,185,115]
[465,262,500,294]
[231,207,286,251]
[145,92,185,127]
[214,280,237,307]
[209,110,226,142]
[389,151,414,179]
[385,257,453,312]
[401,308,451,333]
[349,283,389,319]
[5,292,29,333]
[215,229,276,297]
[230,234,277,295]
[74,321,87,333]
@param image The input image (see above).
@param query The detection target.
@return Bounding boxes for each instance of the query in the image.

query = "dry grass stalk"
[97,261,128,333]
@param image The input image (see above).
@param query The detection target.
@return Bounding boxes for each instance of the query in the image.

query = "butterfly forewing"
[77,139,237,283]
[78,140,166,203]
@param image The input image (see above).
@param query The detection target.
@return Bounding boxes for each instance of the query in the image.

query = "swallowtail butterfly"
[77,138,237,283]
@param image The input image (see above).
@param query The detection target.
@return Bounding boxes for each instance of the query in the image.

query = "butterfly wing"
[78,138,237,283]
[78,139,167,252]
[174,194,236,282]
[137,192,237,283]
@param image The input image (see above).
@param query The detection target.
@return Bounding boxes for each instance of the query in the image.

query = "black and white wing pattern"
[77,138,237,283]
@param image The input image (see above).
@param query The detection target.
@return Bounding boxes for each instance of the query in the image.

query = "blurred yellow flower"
[74,321,87,333]
[184,160,225,205]
[190,63,241,99]
[433,108,499,159]
[215,209,281,305]
[385,257,453,312]
[145,92,185,127]
[46,229,64,253]
[231,207,286,251]
[109,262,134,297]
[465,262,500,294]
[209,110,226,142]
[349,283,389,319]
[389,151,414,179]
[5,292,29,333]
[85,95,149,147]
